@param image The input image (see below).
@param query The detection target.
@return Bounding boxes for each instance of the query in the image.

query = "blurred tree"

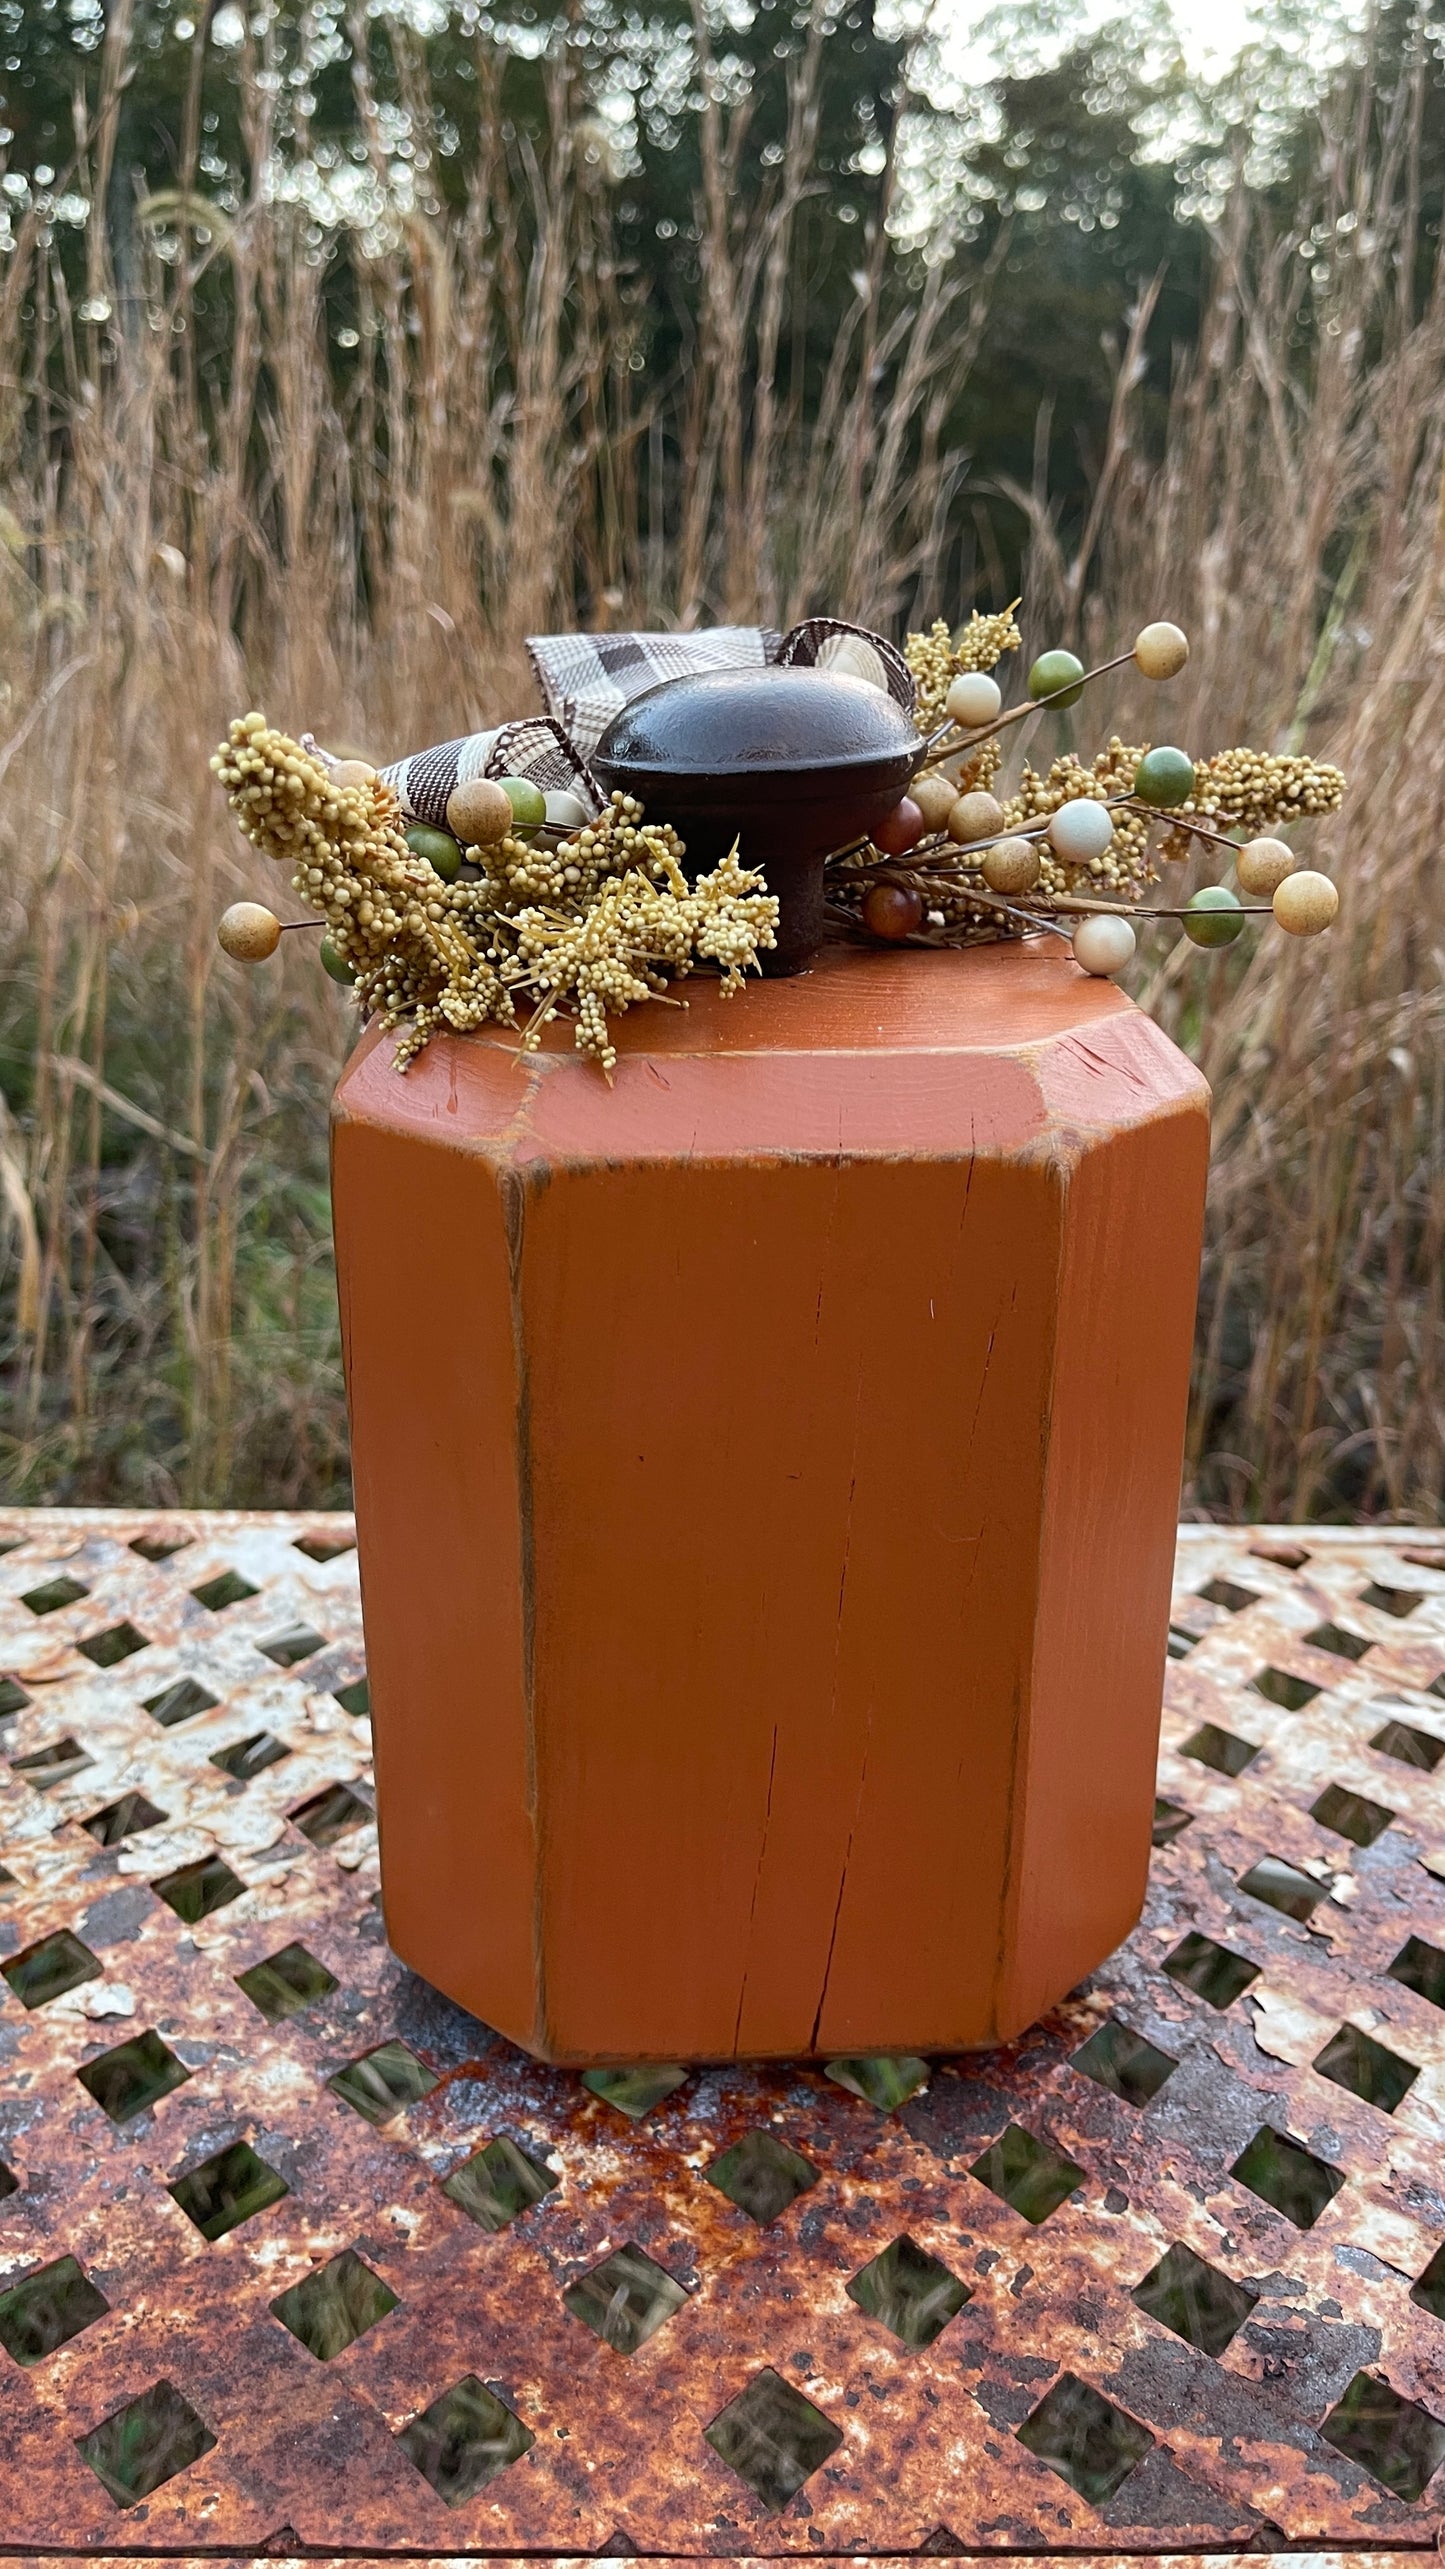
[1,0,1425,599]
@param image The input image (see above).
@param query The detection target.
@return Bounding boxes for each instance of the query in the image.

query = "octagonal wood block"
[332,940,1209,2063]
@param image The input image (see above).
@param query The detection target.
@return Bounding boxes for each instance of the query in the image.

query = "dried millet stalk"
[905,608,1023,733]
[1157,747,1347,859]
[211,716,778,1074]
[1002,742,1156,902]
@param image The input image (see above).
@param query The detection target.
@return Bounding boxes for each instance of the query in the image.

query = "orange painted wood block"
[331,940,1210,2064]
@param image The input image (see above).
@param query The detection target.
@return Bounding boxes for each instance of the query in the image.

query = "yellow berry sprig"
[832,610,1345,979]
[211,720,778,1074]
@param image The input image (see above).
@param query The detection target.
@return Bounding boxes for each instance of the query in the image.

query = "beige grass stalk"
[0,33,1440,1520]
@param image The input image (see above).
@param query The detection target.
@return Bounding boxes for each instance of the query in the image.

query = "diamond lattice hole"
[1304,1621,1372,1662]
[1312,2022,1419,2114]
[580,2063,688,2118]
[333,1678,370,1717]
[397,2374,535,2505]
[77,2028,190,2124]
[1361,1581,1423,1618]
[1152,1797,1192,1846]
[130,1531,190,1561]
[1131,2241,1258,2356]
[1410,2243,1445,2321]
[1319,2371,1445,2503]
[1236,1854,1326,1920]
[0,2253,109,2364]
[1016,2372,1154,2506]
[270,2247,398,2359]
[327,2038,439,2125]
[153,1853,246,1923]
[257,1623,327,1668]
[1251,1668,1321,1711]
[1198,1578,1260,1612]
[294,1532,356,1562]
[211,1730,290,1780]
[1230,2124,1344,2228]
[969,2123,1083,2224]
[563,2244,689,2352]
[11,1736,93,1790]
[1180,1722,1260,1775]
[0,1677,30,1717]
[441,2135,559,2232]
[1069,2018,1178,2106]
[235,1942,338,2021]
[707,2129,819,2224]
[83,1791,169,1846]
[824,2055,929,2110]
[143,1676,219,1728]
[3,1928,102,2008]
[0,2160,17,2200]
[1310,1781,1394,1846]
[704,2366,842,2514]
[1369,1715,1443,1770]
[77,1621,149,1668]
[1388,1935,1445,2010]
[169,2139,289,2240]
[1161,1931,1260,2010]
[847,2233,970,2348]
[289,1781,371,1845]
[21,1574,89,1614]
[76,2379,216,2507]
[190,1569,258,1611]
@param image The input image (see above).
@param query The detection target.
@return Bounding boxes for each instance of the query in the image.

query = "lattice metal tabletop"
[0,1511,1443,2560]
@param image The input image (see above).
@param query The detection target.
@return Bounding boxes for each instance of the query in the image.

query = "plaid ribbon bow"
[373,618,915,829]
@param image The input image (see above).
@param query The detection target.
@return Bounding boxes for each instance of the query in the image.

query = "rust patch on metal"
[1,1511,1444,2552]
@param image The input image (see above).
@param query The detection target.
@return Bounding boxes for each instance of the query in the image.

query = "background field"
[1,0,1442,1521]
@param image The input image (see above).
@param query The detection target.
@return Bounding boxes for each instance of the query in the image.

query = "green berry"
[1182,886,1245,948]
[320,936,357,985]
[1027,649,1085,708]
[1132,746,1195,809]
[405,823,461,880]
[498,775,547,831]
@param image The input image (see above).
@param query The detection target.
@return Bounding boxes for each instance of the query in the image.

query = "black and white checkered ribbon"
[370,619,914,830]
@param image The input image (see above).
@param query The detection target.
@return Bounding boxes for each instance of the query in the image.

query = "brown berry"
[862,883,925,941]
[1133,621,1190,680]
[872,797,925,857]
[217,901,281,961]
[981,837,1041,894]
[1272,870,1338,935]
[947,790,1006,844]
[1236,836,1296,897]
[446,775,515,847]
[910,772,958,831]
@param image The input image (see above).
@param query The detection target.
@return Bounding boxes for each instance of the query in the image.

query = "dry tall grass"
[0,35,1441,1519]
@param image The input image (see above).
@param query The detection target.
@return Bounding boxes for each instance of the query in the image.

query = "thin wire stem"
[1119,802,1242,852]
[918,648,1136,766]
[1040,895,1272,918]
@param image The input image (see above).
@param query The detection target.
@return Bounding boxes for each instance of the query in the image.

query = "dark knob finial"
[593,666,921,973]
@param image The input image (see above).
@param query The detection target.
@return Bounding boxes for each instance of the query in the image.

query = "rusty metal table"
[0,1510,1443,2564]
